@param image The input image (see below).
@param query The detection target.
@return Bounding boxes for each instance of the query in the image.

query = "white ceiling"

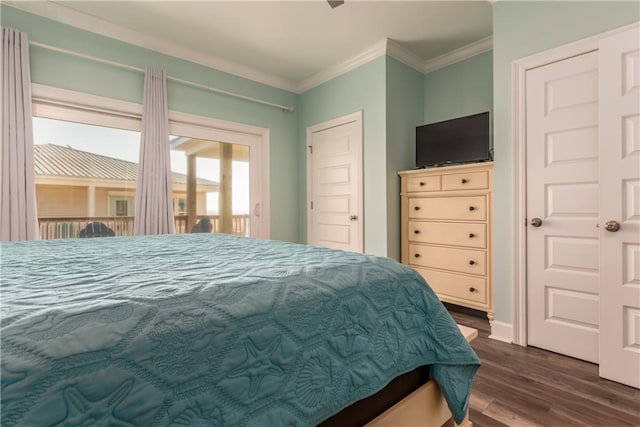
[12,1,493,92]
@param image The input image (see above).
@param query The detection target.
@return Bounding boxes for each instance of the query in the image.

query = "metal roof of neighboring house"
[33,144,218,187]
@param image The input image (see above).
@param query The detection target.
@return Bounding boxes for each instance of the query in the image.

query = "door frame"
[306,110,363,251]
[511,22,639,346]
[31,83,271,239]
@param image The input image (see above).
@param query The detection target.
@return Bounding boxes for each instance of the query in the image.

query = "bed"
[0,233,480,426]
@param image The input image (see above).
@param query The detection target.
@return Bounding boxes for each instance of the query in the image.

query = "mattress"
[0,233,480,426]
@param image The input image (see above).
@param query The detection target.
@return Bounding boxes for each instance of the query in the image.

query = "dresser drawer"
[443,171,489,191]
[409,196,486,221]
[409,221,486,248]
[407,175,441,192]
[409,244,487,275]
[415,267,487,304]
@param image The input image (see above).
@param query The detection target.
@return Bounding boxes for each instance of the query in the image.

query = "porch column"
[87,185,95,217]
[219,143,233,234]
[187,154,197,232]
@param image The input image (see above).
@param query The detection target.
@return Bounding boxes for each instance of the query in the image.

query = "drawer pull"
[469,206,476,211]
[469,287,476,293]
[414,206,421,211]
[414,253,420,258]
[469,233,475,238]
[461,178,468,184]
[419,181,425,186]
[414,230,421,234]
[469,260,476,265]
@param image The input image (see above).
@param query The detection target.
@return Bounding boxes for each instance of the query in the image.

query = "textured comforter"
[1,233,480,426]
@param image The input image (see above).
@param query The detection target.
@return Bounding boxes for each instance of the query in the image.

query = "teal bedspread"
[1,234,479,426]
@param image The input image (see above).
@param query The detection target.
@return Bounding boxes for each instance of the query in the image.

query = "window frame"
[31,83,271,239]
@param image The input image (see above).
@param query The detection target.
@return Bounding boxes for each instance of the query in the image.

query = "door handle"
[349,215,358,221]
[604,220,620,232]
[530,217,542,227]
[254,203,261,217]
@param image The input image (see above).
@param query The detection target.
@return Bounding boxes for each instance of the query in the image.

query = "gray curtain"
[1,28,39,242]
[133,66,175,235]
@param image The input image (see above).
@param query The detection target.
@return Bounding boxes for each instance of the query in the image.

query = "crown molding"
[296,39,388,93]
[4,1,299,93]
[6,1,494,94]
[298,36,493,92]
[422,36,493,74]
[297,38,424,93]
[386,39,426,74]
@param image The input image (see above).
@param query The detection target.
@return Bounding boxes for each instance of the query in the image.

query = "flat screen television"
[416,112,490,168]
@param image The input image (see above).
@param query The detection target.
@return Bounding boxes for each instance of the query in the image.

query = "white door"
[526,51,600,363]
[598,27,640,388]
[307,112,363,252]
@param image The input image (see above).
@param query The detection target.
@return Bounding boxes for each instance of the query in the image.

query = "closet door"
[598,26,640,389]
[526,51,600,363]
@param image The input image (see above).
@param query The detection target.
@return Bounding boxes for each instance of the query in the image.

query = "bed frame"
[367,325,477,427]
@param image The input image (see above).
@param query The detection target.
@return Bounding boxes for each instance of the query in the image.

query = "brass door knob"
[604,220,620,232]
[530,217,542,227]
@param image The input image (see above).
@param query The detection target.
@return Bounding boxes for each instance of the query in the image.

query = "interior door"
[308,114,363,252]
[526,51,600,363]
[598,26,640,388]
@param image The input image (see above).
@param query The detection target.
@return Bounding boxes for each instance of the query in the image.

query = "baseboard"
[489,320,513,343]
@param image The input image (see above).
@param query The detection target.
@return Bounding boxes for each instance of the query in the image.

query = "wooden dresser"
[399,162,493,320]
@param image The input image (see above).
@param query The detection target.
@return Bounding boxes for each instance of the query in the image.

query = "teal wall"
[423,51,493,131]
[386,57,424,260]
[12,1,637,313]
[492,1,640,324]
[298,57,424,260]
[298,58,387,256]
[1,5,300,243]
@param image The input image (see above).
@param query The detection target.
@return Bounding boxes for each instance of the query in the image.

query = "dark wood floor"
[448,308,640,427]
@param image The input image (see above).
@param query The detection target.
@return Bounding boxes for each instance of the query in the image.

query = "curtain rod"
[29,41,295,113]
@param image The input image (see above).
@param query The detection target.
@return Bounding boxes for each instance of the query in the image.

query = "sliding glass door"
[169,118,266,239]
[32,87,269,239]
[32,117,141,239]
[170,138,251,236]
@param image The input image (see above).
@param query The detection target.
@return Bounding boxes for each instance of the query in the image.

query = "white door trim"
[511,21,640,346]
[31,83,271,239]
[306,110,363,250]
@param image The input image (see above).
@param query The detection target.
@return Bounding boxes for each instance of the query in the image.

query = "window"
[170,138,250,236]
[33,117,140,239]
[174,197,187,215]
[115,200,127,216]
[32,85,270,239]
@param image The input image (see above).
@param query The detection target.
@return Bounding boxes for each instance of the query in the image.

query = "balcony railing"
[38,215,250,240]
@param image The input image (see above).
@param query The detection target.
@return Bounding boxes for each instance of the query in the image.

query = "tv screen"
[416,112,490,168]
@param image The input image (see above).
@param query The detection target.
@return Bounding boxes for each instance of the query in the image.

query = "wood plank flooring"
[448,308,640,427]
